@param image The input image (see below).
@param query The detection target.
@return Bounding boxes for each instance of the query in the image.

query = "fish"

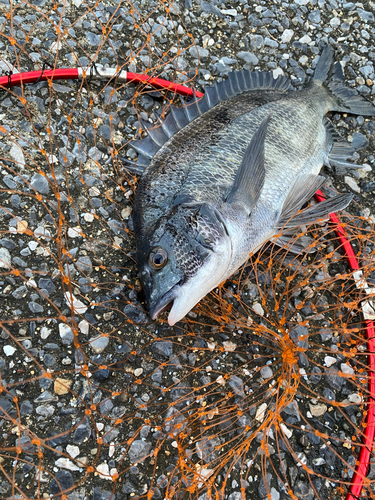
[129,45,375,326]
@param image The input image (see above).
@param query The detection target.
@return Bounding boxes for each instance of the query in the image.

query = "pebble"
[31,173,49,194]
[50,470,74,495]
[59,323,74,345]
[255,403,267,422]
[357,7,374,22]
[324,356,337,367]
[73,422,91,444]
[128,440,152,463]
[344,176,361,193]
[253,302,264,316]
[54,377,73,395]
[260,366,273,379]
[309,403,327,417]
[55,458,80,471]
[10,143,25,168]
[0,248,11,269]
[64,292,88,314]
[3,345,16,356]
[89,334,109,353]
[66,445,80,458]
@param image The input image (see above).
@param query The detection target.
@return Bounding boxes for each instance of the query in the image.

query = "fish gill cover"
[0,1,375,500]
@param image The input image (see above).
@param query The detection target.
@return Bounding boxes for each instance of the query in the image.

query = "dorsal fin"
[129,69,292,170]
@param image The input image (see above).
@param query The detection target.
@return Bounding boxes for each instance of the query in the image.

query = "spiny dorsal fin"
[224,114,271,211]
[129,69,292,168]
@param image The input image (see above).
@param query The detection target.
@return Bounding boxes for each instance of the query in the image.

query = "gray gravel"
[0,0,374,499]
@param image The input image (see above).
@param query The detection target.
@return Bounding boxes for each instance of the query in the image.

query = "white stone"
[84,213,94,222]
[313,458,326,466]
[220,8,237,16]
[281,29,294,43]
[134,368,143,377]
[55,458,80,471]
[255,403,267,422]
[68,226,82,238]
[96,462,111,480]
[66,445,80,458]
[344,176,361,193]
[223,341,237,352]
[253,302,264,316]
[28,241,39,251]
[4,345,16,356]
[64,292,88,314]
[309,403,327,417]
[348,393,362,404]
[273,68,284,78]
[280,423,293,438]
[79,319,89,335]
[10,143,25,167]
[40,327,51,339]
[341,363,354,375]
[271,488,280,500]
[324,356,337,367]
[299,35,312,44]
[0,248,11,269]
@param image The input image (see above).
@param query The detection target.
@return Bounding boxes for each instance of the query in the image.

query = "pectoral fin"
[224,115,270,212]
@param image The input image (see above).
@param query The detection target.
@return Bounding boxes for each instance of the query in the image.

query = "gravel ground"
[0,0,375,499]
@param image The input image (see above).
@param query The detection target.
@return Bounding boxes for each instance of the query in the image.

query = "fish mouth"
[148,282,181,321]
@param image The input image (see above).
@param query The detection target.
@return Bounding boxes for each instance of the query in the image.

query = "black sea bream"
[130,46,375,326]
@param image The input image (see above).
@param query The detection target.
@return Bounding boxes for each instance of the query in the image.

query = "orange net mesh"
[1,1,375,500]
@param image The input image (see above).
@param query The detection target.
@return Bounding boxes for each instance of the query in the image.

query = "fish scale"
[131,46,375,326]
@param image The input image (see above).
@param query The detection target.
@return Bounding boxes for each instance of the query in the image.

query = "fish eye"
[149,247,168,270]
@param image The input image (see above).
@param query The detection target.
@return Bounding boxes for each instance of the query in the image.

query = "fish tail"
[313,45,375,116]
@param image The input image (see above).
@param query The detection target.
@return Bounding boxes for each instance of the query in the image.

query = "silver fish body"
[131,46,375,326]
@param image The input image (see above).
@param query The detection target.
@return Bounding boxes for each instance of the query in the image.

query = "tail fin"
[313,45,375,116]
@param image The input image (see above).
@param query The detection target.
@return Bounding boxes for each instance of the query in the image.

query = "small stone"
[31,173,49,194]
[76,255,93,274]
[54,377,73,395]
[308,9,321,23]
[223,341,237,352]
[10,143,25,167]
[134,368,143,377]
[348,393,362,404]
[36,404,55,417]
[3,345,16,356]
[55,458,80,471]
[260,366,273,379]
[66,445,80,458]
[68,226,81,238]
[238,51,259,65]
[50,470,74,495]
[271,488,280,500]
[128,440,152,463]
[341,363,354,375]
[90,334,109,354]
[0,248,11,269]
[79,319,89,335]
[40,327,51,339]
[253,302,264,316]
[59,323,74,345]
[64,292,88,314]
[280,423,293,438]
[29,302,44,313]
[96,463,111,480]
[17,221,28,233]
[73,422,91,444]
[313,458,326,466]
[299,35,311,44]
[344,176,361,193]
[12,285,27,299]
[309,403,327,417]
[255,403,267,422]
[281,29,294,43]
[84,213,94,222]
[324,356,337,367]
[357,7,374,22]
[189,45,209,59]
[330,17,340,27]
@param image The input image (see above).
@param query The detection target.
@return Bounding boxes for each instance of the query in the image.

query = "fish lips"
[148,281,181,321]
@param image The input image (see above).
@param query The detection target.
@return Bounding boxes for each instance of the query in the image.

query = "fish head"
[136,202,232,326]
